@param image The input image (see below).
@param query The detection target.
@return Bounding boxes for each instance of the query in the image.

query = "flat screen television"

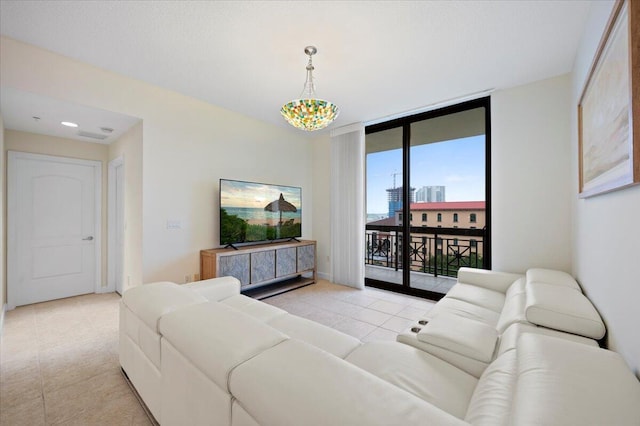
[219,179,302,247]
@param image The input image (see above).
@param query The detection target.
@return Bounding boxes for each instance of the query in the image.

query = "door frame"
[364,97,491,300]
[7,151,103,309]
[107,155,124,294]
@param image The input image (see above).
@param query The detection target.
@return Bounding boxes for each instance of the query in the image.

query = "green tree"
[220,209,247,244]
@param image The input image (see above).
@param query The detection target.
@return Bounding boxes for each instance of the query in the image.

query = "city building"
[385,186,415,218]
[415,186,446,203]
[397,201,485,229]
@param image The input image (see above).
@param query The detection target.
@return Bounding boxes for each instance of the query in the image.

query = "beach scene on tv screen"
[220,180,302,244]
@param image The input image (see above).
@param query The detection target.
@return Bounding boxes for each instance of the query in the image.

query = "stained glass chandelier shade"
[281,46,339,131]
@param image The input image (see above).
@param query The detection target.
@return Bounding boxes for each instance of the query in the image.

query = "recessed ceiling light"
[61,121,78,128]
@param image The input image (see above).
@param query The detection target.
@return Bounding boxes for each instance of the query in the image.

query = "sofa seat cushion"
[396,332,490,378]
[425,297,500,327]
[221,294,287,323]
[417,313,498,363]
[496,322,598,357]
[158,302,287,391]
[267,314,360,359]
[464,350,517,426]
[122,282,207,332]
[525,282,605,339]
[345,341,478,419]
[444,283,505,313]
[526,268,581,290]
[231,339,467,426]
[511,334,640,425]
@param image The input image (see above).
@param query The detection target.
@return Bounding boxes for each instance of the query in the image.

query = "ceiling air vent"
[77,130,108,140]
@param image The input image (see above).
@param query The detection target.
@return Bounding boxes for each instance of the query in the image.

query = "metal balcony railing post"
[434,231,438,278]
[394,233,399,271]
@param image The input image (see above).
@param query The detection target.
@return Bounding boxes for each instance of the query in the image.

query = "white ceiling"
[0,88,140,144]
[0,1,594,138]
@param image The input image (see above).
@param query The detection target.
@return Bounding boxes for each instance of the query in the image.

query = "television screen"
[220,179,302,246]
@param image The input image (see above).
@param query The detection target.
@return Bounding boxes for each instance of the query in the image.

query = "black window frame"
[365,97,492,300]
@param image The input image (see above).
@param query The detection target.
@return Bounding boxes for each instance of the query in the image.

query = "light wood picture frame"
[578,0,640,198]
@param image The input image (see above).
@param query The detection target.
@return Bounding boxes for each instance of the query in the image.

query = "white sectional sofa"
[119,269,640,425]
[397,267,606,377]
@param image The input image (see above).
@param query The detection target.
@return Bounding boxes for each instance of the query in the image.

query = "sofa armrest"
[417,313,498,364]
[456,268,523,294]
[183,276,240,301]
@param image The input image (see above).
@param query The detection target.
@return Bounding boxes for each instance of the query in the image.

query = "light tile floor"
[0,280,436,424]
[263,279,436,342]
[0,293,151,426]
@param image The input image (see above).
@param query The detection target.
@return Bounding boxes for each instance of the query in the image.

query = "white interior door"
[8,151,101,307]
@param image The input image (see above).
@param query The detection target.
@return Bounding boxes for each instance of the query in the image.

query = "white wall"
[571,0,640,376]
[0,36,315,285]
[0,115,5,312]
[108,122,143,290]
[491,74,573,273]
[311,134,331,279]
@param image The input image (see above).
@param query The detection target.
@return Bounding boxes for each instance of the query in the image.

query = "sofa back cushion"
[495,292,527,333]
[267,314,361,359]
[159,302,287,391]
[231,339,468,426]
[524,282,605,339]
[510,334,640,425]
[526,268,581,290]
[464,350,517,426]
[122,281,207,332]
[183,276,240,301]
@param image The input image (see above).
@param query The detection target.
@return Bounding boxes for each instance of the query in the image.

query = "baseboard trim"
[317,271,330,281]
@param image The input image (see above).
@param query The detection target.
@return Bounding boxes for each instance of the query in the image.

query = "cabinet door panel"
[251,251,275,283]
[297,244,315,272]
[276,248,297,277]
[218,254,250,285]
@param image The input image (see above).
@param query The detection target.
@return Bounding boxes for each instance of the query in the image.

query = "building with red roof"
[396,201,485,229]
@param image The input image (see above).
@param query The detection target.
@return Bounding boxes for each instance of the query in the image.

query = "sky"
[220,179,302,209]
[366,135,485,214]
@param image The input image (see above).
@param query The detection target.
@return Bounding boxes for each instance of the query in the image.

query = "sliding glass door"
[365,127,404,287]
[365,98,491,300]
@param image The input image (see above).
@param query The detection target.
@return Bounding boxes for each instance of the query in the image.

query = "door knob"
[82,236,94,241]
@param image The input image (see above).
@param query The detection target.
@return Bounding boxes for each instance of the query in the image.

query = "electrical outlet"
[184,275,191,283]
[194,273,200,281]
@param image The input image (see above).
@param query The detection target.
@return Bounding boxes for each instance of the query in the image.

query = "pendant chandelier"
[280,46,339,131]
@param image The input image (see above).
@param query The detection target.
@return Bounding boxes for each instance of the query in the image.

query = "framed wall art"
[578,0,639,198]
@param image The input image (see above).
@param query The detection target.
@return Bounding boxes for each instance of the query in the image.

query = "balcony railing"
[365,225,486,278]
